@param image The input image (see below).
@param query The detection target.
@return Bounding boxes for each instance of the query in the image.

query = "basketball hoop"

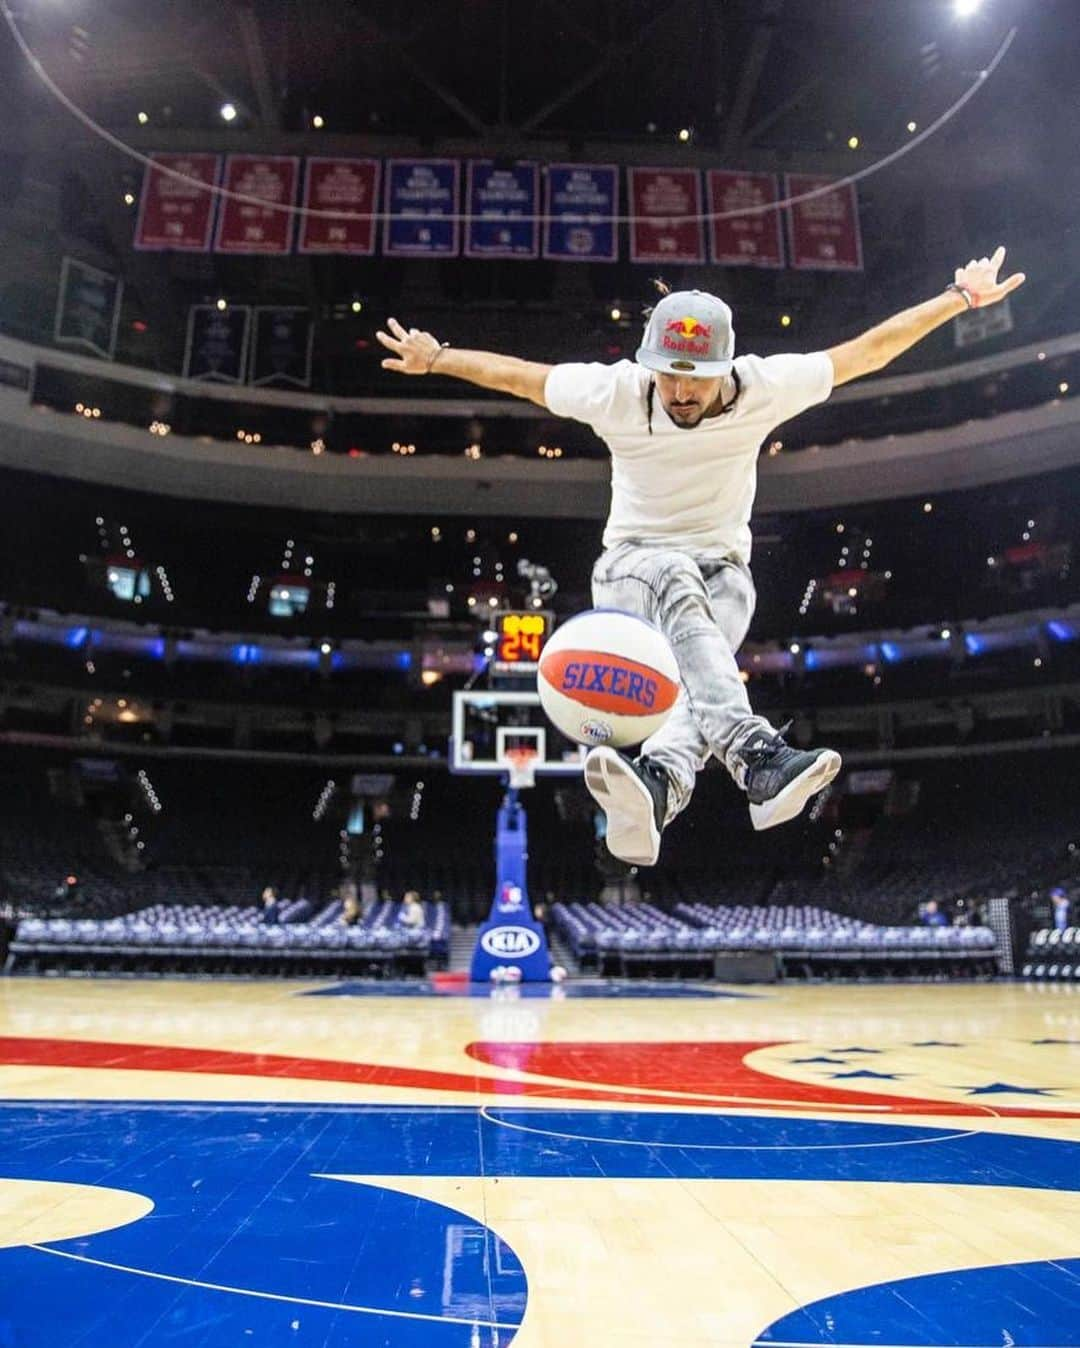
[503,746,538,791]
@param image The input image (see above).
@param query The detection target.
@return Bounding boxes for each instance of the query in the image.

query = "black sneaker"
[735,723,842,831]
[583,747,668,866]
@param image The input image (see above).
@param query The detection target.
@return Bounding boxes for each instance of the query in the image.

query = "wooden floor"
[1,975,1078,1347]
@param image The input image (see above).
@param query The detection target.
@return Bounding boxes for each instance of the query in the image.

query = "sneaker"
[736,723,842,831]
[583,747,668,866]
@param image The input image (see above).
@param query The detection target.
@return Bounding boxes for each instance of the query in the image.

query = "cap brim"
[636,347,734,377]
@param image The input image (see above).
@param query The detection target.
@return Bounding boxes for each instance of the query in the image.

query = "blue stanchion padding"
[470,790,551,983]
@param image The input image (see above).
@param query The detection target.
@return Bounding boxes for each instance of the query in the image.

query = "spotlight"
[137,111,149,125]
[907,120,917,133]
[610,307,622,322]
[847,135,860,150]
[780,314,792,328]
[351,299,362,313]
[216,298,227,311]
[312,114,325,129]
[954,0,981,16]
[677,128,691,143]
[220,102,238,122]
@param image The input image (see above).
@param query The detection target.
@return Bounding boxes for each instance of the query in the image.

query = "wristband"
[947,282,975,310]
[425,342,450,373]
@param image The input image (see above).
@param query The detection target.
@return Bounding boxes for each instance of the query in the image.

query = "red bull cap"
[636,290,735,377]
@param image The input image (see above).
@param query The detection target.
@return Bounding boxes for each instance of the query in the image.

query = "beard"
[665,402,707,428]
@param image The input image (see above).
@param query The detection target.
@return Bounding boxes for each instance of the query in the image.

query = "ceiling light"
[312,114,325,129]
[137,111,149,125]
[907,120,917,133]
[610,307,622,321]
[216,298,227,311]
[954,0,981,16]
[847,135,859,150]
[220,102,238,123]
[780,314,792,328]
[677,128,691,142]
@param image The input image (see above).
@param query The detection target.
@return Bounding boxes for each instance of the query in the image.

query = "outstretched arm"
[827,246,1025,387]
[376,317,552,408]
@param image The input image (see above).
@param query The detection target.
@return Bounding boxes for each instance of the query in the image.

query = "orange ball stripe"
[540,649,680,717]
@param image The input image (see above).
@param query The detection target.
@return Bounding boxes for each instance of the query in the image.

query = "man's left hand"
[954,245,1026,308]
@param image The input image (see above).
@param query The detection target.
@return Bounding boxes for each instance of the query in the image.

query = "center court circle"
[479,1107,978,1151]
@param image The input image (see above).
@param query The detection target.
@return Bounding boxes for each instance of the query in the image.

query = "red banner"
[298,158,380,255]
[214,155,299,255]
[134,153,220,252]
[628,168,704,265]
[785,174,863,271]
[706,170,783,268]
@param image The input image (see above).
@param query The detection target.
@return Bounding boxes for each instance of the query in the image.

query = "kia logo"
[480,926,541,958]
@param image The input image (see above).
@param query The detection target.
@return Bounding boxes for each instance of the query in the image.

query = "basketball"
[537,609,681,748]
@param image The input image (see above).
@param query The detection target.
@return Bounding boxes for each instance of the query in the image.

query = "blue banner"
[382,159,459,256]
[54,257,124,359]
[183,304,251,383]
[542,163,619,262]
[465,161,539,259]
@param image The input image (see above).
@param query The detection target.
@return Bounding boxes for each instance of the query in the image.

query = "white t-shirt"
[544,353,834,563]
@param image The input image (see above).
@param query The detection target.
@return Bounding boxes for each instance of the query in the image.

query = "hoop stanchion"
[469,770,552,984]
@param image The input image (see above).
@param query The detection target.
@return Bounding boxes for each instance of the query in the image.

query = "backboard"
[451,690,586,777]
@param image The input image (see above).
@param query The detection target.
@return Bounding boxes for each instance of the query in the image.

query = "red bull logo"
[662,315,713,357]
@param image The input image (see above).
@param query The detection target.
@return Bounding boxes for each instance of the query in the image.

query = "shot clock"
[491,610,553,678]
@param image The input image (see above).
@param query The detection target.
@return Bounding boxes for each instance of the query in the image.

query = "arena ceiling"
[1,0,1072,158]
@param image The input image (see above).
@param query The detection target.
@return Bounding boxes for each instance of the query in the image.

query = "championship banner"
[383,159,459,257]
[250,307,314,388]
[298,158,380,255]
[134,153,220,252]
[183,304,251,383]
[706,170,784,268]
[628,167,705,265]
[542,163,619,262]
[464,160,539,259]
[214,155,299,255]
[54,257,123,360]
[785,174,863,271]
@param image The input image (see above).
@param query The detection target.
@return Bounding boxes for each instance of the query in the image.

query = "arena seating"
[1019,927,1080,981]
[554,900,996,980]
[7,897,450,977]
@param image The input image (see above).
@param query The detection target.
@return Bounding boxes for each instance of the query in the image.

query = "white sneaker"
[583,747,668,866]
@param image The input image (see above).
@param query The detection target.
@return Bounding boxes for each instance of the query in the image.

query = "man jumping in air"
[377,247,1024,865]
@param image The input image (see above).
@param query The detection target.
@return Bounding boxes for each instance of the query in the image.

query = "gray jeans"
[591,541,774,823]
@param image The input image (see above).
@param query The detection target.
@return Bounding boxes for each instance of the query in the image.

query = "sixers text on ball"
[561,661,658,708]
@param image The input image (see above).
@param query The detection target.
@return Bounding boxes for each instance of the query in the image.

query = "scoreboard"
[491,610,553,677]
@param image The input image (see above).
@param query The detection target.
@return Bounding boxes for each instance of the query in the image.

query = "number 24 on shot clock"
[493,610,552,675]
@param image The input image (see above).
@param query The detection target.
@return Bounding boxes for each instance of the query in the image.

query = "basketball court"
[1,974,1078,1346]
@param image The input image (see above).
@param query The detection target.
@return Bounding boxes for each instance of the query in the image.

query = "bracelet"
[425,342,450,374]
[947,282,975,310]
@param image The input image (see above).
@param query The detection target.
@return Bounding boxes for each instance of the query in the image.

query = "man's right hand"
[376,316,444,375]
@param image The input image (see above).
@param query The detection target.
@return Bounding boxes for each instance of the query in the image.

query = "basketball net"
[503,747,538,791]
